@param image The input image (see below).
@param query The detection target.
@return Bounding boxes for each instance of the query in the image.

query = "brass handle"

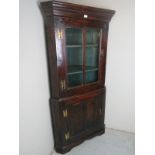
[58,29,62,39]
[63,109,68,118]
[65,132,70,141]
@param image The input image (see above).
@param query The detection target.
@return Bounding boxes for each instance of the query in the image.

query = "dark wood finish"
[40,0,115,154]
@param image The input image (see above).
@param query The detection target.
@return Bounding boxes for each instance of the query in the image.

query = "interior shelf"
[66,44,98,48]
[67,65,98,75]
[86,66,98,72]
[68,65,82,75]
[66,45,82,48]
[86,44,98,47]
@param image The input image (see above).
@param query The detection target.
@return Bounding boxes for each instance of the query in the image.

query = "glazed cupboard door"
[61,25,103,95]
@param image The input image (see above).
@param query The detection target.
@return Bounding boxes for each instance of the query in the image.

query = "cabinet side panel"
[44,17,60,98]
[101,23,109,84]
[50,100,62,147]
[100,89,106,129]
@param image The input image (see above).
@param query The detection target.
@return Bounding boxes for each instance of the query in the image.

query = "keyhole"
[84,14,88,18]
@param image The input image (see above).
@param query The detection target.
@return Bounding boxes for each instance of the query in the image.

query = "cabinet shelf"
[86,44,98,47]
[66,44,98,48]
[68,65,82,74]
[66,45,82,48]
[67,65,98,75]
[86,67,98,72]
[68,71,82,75]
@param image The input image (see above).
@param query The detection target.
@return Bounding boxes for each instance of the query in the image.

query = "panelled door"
[85,95,105,129]
[61,101,86,143]
[61,93,105,143]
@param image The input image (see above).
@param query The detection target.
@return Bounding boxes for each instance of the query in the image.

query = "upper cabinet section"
[40,1,115,98]
[40,1,115,25]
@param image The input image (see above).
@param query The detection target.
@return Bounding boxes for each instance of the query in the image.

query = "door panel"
[62,101,85,141]
[85,95,104,129]
[85,98,99,128]
[68,102,85,137]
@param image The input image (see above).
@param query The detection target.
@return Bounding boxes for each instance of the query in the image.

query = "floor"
[52,128,135,155]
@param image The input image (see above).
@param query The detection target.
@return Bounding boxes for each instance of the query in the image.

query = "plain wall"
[20,0,134,155]
[20,0,53,155]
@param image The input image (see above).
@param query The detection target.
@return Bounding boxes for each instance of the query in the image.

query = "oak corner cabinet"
[40,1,115,154]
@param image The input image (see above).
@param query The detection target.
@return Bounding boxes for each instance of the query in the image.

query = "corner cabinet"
[40,1,115,154]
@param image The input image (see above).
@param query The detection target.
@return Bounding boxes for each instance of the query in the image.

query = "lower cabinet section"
[50,89,106,154]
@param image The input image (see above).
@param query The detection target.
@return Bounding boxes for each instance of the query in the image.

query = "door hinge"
[58,29,63,39]
[63,109,68,118]
[60,80,66,91]
[65,132,70,141]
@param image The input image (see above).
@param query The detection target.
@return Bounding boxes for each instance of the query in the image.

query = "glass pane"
[68,73,83,87]
[66,28,82,45]
[86,71,98,83]
[66,28,83,87]
[86,29,99,44]
[85,28,100,84]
